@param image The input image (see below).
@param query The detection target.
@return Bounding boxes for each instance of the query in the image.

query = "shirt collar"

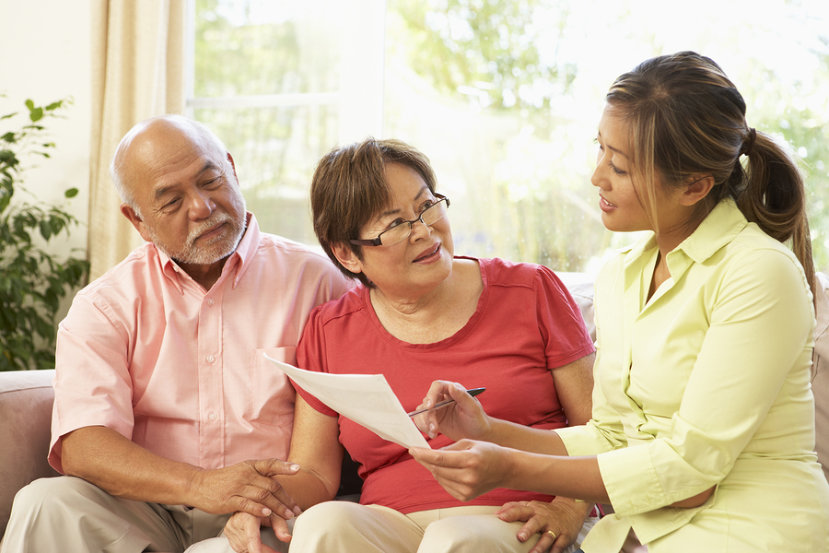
[157,212,260,292]
[228,212,259,287]
[622,198,748,274]
[673,198,747,264]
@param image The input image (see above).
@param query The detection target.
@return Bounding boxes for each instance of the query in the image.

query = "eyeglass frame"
[349,194,450,247]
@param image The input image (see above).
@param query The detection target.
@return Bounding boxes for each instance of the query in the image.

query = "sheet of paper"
[264,354,429,449]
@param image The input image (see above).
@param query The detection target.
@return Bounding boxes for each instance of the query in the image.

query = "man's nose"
[187,190,214,219]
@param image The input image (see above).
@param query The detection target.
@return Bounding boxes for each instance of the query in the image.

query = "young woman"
[410,51,829,552]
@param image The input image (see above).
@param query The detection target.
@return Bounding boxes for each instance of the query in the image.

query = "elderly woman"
[216,138,597,553]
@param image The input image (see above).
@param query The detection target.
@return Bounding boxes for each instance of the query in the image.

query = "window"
[188,0,829,273]
[187,0,385,245]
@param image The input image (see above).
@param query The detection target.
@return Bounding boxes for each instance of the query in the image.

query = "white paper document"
[264,354,429,449]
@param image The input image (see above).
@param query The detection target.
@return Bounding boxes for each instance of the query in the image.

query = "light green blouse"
[558,199,829,552]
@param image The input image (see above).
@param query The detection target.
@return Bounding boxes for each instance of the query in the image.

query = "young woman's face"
[591,104,653,233]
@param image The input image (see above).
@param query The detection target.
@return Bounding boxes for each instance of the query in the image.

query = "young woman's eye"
[609,163,627,176]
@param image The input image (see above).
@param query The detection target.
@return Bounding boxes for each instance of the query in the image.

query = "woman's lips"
[413,243,441,263]
[599,195,616,213]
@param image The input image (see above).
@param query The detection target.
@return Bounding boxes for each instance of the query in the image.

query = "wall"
[0,0,92,259]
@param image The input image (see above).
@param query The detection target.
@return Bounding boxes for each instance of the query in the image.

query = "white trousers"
[287,502,596,553]
[0,476,272,553]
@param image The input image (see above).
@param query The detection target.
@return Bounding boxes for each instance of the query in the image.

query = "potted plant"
[0,97,89,371]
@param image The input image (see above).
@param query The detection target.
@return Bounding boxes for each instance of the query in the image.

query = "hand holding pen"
[411,381,492,441]
[407,387,486,417]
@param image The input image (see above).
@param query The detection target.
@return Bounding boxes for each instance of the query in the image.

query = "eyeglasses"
[350,195,450,247]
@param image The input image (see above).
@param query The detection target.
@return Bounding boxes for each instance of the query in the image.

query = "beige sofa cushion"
[0,370,58,536]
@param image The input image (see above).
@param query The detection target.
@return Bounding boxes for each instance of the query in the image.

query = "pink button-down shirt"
[49,214,352,472]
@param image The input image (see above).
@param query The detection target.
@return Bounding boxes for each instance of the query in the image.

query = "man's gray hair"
[109,115,231,217]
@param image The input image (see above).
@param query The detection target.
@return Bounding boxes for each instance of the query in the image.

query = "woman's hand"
[223,512,267,553]
[412,380,491,440]
[223,507,296,553]
[409,439,511,500]
[497,497,592,553]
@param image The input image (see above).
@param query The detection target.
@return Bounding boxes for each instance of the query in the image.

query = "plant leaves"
[0,96,88,370]
[28,107,43,122]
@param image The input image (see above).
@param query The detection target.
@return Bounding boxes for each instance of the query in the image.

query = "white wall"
[0,0,92,258]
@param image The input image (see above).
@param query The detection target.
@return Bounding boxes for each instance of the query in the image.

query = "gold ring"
[546,530,557,539]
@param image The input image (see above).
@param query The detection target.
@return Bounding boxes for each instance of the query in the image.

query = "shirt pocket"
[243,346,297,428]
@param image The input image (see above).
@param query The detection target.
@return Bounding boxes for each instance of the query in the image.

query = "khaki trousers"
[288,501,595,553]
[0,476,253,553]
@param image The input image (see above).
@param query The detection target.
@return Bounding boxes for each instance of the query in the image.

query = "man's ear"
[120,204,152,242]
[331,242,363,274]
[681,174,715,206]
[227,153,238,179]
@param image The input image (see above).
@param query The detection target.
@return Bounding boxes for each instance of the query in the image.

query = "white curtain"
[88,0,187,279]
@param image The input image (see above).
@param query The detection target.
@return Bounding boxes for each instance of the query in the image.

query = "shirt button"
[206,354,215,363]
[208,412,217,421]
[207,298,215,306]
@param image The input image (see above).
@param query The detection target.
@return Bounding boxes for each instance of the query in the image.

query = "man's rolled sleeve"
[49,293,136,473]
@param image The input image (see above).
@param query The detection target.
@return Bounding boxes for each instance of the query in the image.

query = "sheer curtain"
[88,0,187,279]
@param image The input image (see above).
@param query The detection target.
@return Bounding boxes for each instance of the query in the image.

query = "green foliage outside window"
[192,0,829,273]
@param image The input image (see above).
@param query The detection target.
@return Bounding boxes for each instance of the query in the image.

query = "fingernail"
[293,506,303,516]
[518,532,527,541]
[262,507,272,516]
[289,463,300,471]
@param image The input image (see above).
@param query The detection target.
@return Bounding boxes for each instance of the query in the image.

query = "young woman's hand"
[411,380,491,440]
[409,439,510,500]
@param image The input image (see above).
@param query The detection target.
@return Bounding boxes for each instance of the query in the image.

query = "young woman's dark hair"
[606,51,814,298]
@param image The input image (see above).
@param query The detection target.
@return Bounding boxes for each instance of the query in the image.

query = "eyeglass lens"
[381,199,447,246]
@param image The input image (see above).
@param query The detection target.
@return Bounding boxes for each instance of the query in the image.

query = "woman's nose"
[408,216,433,241]
[590,163,608,190]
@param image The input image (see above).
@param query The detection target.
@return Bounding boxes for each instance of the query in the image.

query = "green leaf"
[0,95,87,370]
[28,107,43,122]
[39,219,52,240]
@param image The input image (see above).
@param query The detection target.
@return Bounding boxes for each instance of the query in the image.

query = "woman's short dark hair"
[310,138,438,286]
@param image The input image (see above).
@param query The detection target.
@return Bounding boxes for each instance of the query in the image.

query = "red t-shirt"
[296,256,594,513]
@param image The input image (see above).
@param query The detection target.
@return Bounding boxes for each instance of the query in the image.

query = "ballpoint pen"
[407,387,486,417]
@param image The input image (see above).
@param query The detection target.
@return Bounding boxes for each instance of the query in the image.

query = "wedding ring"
[546,530,558,539]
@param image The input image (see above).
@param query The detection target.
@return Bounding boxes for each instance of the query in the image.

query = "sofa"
[0,369,58,535]
[1,271,826,541]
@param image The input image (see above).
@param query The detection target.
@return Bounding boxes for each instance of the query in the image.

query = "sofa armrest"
[0,370,58,537]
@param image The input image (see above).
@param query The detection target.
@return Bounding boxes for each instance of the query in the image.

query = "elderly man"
[0,115,353,552]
